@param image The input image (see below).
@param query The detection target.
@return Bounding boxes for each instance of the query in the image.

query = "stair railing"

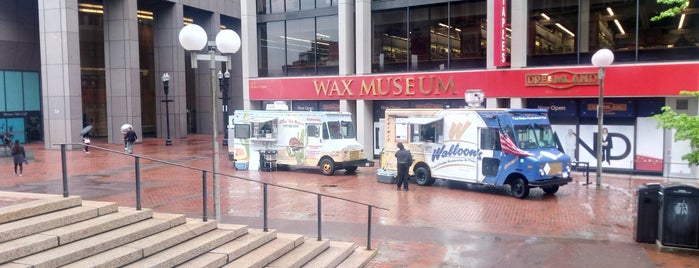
[59,144,388,250]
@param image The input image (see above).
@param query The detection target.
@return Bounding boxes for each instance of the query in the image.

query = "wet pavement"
[1,135,699,267]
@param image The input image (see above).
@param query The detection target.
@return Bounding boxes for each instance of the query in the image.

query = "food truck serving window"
[234,124,251,139]
[248,118,277,137]
[396,117,443,143]
[396,117,442,125]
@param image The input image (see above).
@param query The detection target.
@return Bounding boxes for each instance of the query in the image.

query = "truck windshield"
[514,124,556,149]
[325,121,356,139]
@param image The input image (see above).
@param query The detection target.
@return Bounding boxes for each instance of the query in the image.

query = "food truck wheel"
[344,166,358,173]
[510,177,530,199]
[320,158,336,176]
[414,166,435,186]
[542,185,559,195]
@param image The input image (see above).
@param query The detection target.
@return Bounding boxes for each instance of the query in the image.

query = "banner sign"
[579,98,635,118]
[248,63,699,101]
[493,0,510,67]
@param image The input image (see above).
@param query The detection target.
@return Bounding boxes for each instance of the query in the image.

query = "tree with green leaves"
[651,0,689,21]
[653,91,699,165]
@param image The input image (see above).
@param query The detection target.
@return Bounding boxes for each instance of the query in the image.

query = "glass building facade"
[527,0,699,66]
[255,0,697,76]
[257,0,340,77]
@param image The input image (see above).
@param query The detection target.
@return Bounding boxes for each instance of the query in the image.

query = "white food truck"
[379,99,573,198]
[228,108,373,175]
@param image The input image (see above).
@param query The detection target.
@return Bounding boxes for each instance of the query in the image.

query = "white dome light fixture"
[215,29,241,54]
[178,24,208,51]
[591,48,614,67]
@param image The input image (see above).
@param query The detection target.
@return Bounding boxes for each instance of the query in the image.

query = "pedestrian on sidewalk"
[11,140,25,176]
[124,127,138,154]
[82,132,91,153]
[395,142,413,191]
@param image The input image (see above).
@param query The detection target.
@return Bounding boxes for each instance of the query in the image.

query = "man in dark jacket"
[395,142,413,191]
[125,127,138,154]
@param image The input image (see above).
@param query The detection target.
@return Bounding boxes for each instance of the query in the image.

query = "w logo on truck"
[449,121,471,140]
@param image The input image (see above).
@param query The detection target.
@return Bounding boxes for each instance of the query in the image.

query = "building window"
[450,0,487,69]
[316,0,332,9]
[638,0,698,62]
[286,0,300,12]
[528,0,579,66]
[286,18,316,76]
[409,4,449,72]
[529,0,698,66]
[258,21,286,77]
[258,16,339,77]
[372,1,487,73]
[372,9,408,73]
[316,15,339,75]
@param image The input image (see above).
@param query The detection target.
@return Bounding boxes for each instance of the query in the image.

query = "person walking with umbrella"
[121,123,133,151]
[81,125,92,153]
[124,126,138,154]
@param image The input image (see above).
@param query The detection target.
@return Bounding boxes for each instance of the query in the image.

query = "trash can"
[259,149,277,172]
[635,183,661,243]
[658,184,699,248]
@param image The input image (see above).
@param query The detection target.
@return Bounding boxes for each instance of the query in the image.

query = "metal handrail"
[59,143,388,250]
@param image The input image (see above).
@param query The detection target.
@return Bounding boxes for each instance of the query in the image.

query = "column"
[154,2,187,139]
[355,0,374,159]
[103,0,142,144]
[38,0,82,149]
[355,0,371,75]
[356,100,373,160]
[510,0,528,68]
[241,0,258,110]
[486,98,498,108]
[510,98,523,108]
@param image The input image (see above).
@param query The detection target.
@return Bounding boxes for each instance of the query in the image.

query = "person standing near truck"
[394,142,413,191]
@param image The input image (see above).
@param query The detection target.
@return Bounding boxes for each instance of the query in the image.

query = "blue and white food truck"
[379,102,573,199]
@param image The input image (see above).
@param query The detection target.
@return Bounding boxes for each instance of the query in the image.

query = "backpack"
[127,131,137,142]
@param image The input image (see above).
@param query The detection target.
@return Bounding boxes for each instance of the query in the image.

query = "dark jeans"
[396,163,410,190]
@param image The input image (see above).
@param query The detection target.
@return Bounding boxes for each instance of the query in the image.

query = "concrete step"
[122,223,248,268]
[0,194,82,224]
[336,246,378,268]
[266,237,330,268]
[302,241,357,268]
[0,207,152,264]
[0,191,378,268]
[178,228,278,268]
[6,210,179,268]
[223,233,304,268]
[0,200,117,243]
[62,216,215,268]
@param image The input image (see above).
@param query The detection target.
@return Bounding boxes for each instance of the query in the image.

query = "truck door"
[478,128,501,183]
[304,123,323,165]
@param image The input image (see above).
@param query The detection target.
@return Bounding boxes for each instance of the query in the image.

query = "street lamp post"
[591,48,614,188]
[161,73,172,146]
[218,70,230,147]
[178,24,241,221]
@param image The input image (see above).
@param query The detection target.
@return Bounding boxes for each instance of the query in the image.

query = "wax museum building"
[0,0,697,177]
